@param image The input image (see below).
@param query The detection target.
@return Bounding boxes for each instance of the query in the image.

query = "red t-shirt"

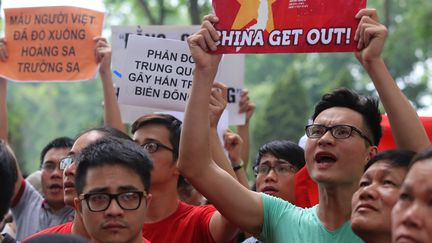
[142,201,216,243]
[22,222,73,241]
[24,222,151,243]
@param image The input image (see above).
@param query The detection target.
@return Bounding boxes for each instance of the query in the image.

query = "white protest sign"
[111,25,245,125]
[118,35,193,110]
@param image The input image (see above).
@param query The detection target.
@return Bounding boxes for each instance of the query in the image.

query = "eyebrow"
[260,159,292,165]
[86,185,141,194]
[143,138,161,143]
[118,185,141,192]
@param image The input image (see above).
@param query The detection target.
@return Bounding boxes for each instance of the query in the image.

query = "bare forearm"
[210,129,237,178]
[236,124,250,168]
[100,70,125,132]
[365,58,430,151]
[179,70,214,176]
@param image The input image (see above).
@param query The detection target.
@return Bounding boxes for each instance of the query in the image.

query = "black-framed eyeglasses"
[253,161,297,176]
[140,141,175,154]
[305,124,373,146]
[79,191,146,212]
[60,156,75,170]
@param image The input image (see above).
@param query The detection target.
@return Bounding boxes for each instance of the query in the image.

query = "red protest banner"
[0,6,104,82]
[212,0,367,53]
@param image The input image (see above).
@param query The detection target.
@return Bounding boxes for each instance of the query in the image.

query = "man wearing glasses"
[74,137,152,243]
[179,8,430,243]
[132,114,237,243]
[9,137,75,240]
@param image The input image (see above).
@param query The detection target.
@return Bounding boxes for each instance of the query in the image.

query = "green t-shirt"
[260,193,364,243]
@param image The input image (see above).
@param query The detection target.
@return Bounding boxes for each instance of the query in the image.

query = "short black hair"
[312,88,382,146]
[0,140,18,220]
[75,137,153,195]
[40,137,74,167]
[254,140,305,174]
[364,149,415,172]
[131,114,182,160]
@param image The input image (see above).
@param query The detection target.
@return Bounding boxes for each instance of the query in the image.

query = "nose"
[358,183,378,201]
[51,165,63,178]
[63,162,76,177]
[105,198,124,218]
[401,202,423,229]
[317,130,335,146]
[264,168,278,182]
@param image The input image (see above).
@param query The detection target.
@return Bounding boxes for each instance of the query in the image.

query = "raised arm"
[223,129,250,188]
[178,15,264,236]
[236,89,255,169]
[94,37,125,132]
[355,9,430,151]
[209,82,238,179]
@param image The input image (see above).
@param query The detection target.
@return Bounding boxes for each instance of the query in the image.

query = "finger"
[202,15,220,24]
[93,36,107,43]
[363,25,376,47]
[200,25,218,51]
[355,8,379,22]
[193,30,211,52]
[209,91,220,106]
[202,20,220,43]
[213,82,227,101]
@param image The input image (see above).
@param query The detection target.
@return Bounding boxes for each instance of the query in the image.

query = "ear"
[74,197,83,215]
[366,145,378,163]
[173,162,181,176]
[145,193,152,209]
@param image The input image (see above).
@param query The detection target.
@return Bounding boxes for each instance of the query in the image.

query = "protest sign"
[111,25,246,125]
[212,0,366,53]
[0,6,104,82]
[119,35,194,111]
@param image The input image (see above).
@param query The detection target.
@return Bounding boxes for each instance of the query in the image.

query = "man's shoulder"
[177,201,216,217]
[23,221,73,240]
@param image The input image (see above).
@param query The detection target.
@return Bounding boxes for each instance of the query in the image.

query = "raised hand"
[354,8,388,66]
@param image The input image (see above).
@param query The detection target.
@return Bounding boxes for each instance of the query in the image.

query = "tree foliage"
[2,0,431,174]
[252,69,311,157]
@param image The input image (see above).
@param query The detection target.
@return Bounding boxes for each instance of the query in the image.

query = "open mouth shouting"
[315,151,337,169]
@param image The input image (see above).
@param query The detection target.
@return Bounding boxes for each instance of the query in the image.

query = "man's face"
[392,161,432,243]
[255,153,296,203]
[133,124,178,186]
[41,147,70,210]
[351,161,407,237]
[305,107,374,187]
[63,131,104,207]
[76,164,150,243]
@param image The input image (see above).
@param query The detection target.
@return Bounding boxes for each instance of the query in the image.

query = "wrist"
[232,160,244,171]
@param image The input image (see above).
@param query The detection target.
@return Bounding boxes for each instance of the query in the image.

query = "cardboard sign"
[111,25,246,125]
[213,0,366,53]
[0,6,104,82]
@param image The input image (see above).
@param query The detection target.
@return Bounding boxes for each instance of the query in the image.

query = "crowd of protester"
[0,6,431,243]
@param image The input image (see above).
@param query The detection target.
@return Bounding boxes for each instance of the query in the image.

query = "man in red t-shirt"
[132,113,238,243]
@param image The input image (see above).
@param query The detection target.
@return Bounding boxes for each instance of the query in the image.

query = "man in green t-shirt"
[178,8,430,243]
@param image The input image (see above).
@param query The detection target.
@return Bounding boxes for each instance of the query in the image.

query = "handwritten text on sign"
[0,6,104,82]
